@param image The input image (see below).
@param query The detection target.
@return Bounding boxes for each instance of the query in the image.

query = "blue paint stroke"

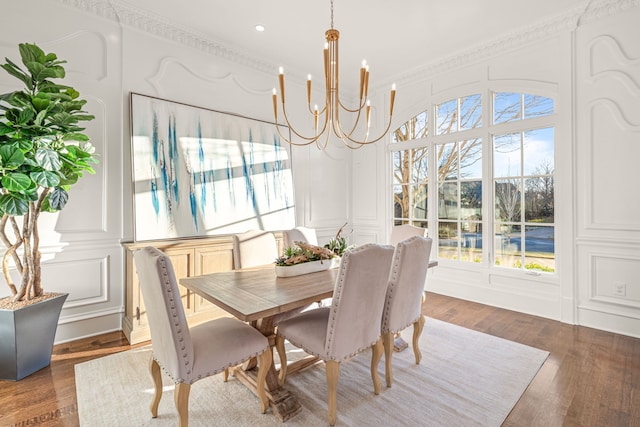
[157,139,171,216]
[240,142,257,213]
[150,171,159,216]
[226,156,234,207]
[168,114,180,205]
[197,120,207,209]
[190,173,198,231]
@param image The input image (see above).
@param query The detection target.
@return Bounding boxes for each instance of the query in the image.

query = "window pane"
[392,110,429,143]
[438,221,459,260]
[495,179,521,222]
[524,94,554,119]
[494,224,522,268]
[525,177,554,222]
[460,138,482,179]
[438,182,458,219]
[461,181,482,220]
[460,94,482,130]
[436,99,457,135]
[393,184,410,219]
[437,142,458,181]
[461,222,482,263]
[494,92,521,124]
[413,184,428,220]
[413,111,429,139]
[393,150,409,185]
[412,148,429,183]
[523,128,554,175]
[524,225,555,272]
[494,133,521,177]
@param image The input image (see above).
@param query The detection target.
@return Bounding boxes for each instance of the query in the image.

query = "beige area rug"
[75,318,548,426]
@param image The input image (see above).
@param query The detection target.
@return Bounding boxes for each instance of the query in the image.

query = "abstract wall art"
[130,93,295,241]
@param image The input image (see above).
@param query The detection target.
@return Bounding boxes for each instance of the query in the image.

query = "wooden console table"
[122,234,284,344]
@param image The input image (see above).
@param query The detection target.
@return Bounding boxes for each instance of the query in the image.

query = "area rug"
[75,317,548,426]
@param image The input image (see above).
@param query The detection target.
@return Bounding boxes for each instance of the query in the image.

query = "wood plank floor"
[1,292,639,426]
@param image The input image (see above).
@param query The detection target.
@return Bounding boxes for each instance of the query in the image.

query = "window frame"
[389,86,558,277]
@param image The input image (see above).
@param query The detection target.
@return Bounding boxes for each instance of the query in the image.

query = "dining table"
[179,259,438,421]
[179,265,339,421]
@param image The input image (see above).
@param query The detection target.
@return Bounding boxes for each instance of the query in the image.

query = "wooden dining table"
[179,265,339,421]
[179,259,438,421]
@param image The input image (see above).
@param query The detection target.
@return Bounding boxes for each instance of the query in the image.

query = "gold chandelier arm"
[274,90,332,146]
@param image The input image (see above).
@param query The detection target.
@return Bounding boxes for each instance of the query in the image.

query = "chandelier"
[272,0,396,150]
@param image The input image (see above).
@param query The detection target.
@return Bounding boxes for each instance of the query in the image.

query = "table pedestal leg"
[233,316,302,421]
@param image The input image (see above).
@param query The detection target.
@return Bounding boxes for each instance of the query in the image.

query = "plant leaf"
[0,193,29,216]
[1,172,32,192]
[30,170,60,188]
[0,145,25,169]
[48,187,68,210]
[35,147,62,171]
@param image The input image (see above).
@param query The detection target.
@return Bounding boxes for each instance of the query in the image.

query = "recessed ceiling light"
[255,24,265,32]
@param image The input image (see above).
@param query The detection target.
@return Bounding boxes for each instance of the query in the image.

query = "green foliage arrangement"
[0,43,98,302]
[275,223,356,266]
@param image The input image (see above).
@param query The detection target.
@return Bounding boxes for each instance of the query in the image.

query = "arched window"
[390,91,555,273]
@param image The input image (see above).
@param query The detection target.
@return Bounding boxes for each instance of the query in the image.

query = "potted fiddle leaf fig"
[0,42,98,380]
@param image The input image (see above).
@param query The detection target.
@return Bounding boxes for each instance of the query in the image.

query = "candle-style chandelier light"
[272,0,396,150]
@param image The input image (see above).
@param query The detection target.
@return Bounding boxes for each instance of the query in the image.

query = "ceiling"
[117,0,589,91]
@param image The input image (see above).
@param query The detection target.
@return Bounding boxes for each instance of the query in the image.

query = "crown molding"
[57,0,279,76]
[392,0,640,90]
[59,0,639,89]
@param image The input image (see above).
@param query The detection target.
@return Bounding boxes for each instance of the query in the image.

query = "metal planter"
[0,293,68,381]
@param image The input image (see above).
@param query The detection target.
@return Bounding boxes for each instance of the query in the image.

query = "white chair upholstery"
[283,226,318,248]
[275,244,395,426]
[389,224,427,247]
[379,236,433,387]
[233,229,304,323]
[232,230,278,269]
[133,246,272,426]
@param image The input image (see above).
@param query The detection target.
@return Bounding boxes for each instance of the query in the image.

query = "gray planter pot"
[0,293,68,381]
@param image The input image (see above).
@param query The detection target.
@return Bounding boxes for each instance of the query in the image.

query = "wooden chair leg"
[382,331,394,387]
[149,358,163,418]
[174,382,191,427]
[256,349,272,414]
[326,360,340,426]
[371,339,383,395]
[412,315,426,365]
[275,334,288,386]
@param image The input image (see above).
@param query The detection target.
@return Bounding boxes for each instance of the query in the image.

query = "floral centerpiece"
[275,224,355,277]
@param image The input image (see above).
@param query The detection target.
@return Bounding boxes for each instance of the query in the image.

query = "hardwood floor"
[1,292,639,426]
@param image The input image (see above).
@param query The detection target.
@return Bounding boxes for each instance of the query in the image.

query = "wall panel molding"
[59,0,639,91]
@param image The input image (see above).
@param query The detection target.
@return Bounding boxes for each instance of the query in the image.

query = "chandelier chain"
[330,0,334,29]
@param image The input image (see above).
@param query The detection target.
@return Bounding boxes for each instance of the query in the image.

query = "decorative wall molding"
[148,57,272,98]
[58,0,639,91]
[58,0,279,76]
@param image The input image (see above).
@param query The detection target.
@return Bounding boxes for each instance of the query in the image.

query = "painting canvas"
[130,93,295,241]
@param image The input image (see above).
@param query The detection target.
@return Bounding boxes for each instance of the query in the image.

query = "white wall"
[1,2,125,342]
[351,0,640,337]
[574,4,640,337]
[1,0,350,343]
[2,0,638,341]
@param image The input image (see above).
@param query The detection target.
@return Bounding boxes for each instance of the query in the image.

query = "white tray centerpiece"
[275,224,355,278]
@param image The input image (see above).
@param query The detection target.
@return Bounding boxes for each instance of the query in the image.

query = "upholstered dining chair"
[275,243,395,426]
[133,246,272,427]
[283,226,318,248]
[378,236,433,388]
[232,229,278,269]
[389,224,427,247]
